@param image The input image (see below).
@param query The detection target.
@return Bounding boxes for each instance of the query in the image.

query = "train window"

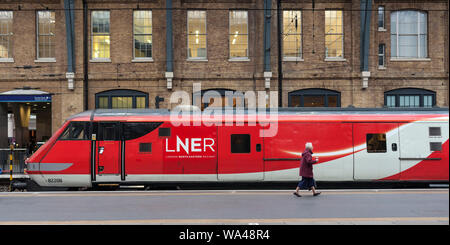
[123,122,163,140]
[231,134,251,153]
[159,128,171,137]
[366,134,387,153]
[59,122,89,140]
[429,127,441,137]
[430,142,442,151]
[98,122,120,141]
[139,143,152,153]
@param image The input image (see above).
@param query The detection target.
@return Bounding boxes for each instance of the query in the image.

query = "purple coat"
[299,149,317,178]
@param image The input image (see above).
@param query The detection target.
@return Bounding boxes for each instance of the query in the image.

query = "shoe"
[293,192,301,197]
[313,192,321,196]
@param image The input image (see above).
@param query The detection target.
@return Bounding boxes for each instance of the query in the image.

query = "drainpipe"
[64,0,75,90]
[360,0,372,89]
[276,0,282,107]
[83,0,89,110]
[263,0,272,89]
[165,0,174,90]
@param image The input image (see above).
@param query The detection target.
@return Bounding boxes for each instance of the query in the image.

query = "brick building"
[0,0,448,147]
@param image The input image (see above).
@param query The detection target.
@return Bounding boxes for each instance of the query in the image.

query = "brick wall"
[0,0,448,133]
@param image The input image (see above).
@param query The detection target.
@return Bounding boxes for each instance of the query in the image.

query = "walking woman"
[293,142,321,197]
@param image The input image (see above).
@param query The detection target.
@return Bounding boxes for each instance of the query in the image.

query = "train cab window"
[139,143,152,153]
[429,127,441,137]
[159,128,171,137]
[366,134,387,153]
[59,122,90,140]
[430,142,442,152]
[231,134,251,153]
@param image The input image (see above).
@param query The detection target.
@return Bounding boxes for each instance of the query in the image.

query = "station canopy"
[0,89,51,103]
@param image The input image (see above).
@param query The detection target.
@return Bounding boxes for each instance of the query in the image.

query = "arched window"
[288,88,341,107]
[95,89,149,109]
[192,88,245,110]
[390,10,427,58]
[384,88,435,108]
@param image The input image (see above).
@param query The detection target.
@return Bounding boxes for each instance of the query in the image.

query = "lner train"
[26,108,448,188]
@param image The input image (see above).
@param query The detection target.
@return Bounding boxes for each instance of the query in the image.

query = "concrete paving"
[0,189,448,225]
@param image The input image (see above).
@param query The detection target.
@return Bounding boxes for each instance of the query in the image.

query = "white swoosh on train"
[283,143,366,158]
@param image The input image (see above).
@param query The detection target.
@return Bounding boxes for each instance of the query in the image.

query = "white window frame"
[378,6,386,31]
[132,10,153,62]
[324,9,345,61]
[282,10,303,61]
[187,10,207,61]
[90,10,111,62]
[228,10,249,61]
[36,10,56,62]
[0,11,14,62]
[378,43,386,69]
[390,10,428,60]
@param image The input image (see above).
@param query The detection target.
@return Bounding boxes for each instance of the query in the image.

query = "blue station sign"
[0,94,52,103]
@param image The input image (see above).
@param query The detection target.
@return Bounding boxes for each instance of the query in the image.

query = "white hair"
[305,142,313,149]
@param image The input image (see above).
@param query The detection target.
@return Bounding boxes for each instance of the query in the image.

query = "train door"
[217,124,263,181]
[95,122,122,182]
[353,123,400,180]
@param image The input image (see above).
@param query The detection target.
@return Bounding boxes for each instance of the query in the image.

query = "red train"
[26,108,449,188]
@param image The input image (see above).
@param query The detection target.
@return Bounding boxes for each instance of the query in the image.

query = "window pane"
[231,134,250,153]
[283,10,302,58]
[134,10,152,34]
[289,95,301,107]
[230,11,248,34]
[134,10,152,58]
[303,95,325,107]
[419,12,427,34]
[229,11,248,58]
[391,34,397,57]
[399,95,420,107]
[328,95,338,107]
[98,97,109,109]
[188,11,207,60]
[230,34,248,58]
[92,11,110,34]
[0,11,13,58]
[419,34,427,58]
[37,11,55,58]
[325,10,343,34]
[426,96,432,107]
[325,34,343,58]
[398,35,418,58]
[386,95,396,107]
[366,134,387,153]
[136,96,146,108]
[378,6,384,28]
[134,35,152,58]
[390,12,397,34]
[92,11,110,59]
[112,97,133,109]
[60,122,89,140]
[391,10,427,58]
[283,33,302,57]
[92,35,110,58]
[398,11,418,34]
